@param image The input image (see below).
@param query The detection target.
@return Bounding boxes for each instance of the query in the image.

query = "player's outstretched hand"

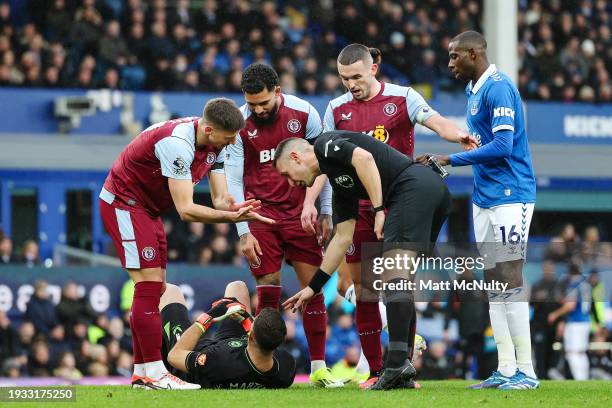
[374,211,385,240]
[316,214,333,246]
[282,286,315,313]
[240,233,262,268]
[459,132,479,151]
[301,203,318,235]
[232,205,275,224]
[229,196,263,212]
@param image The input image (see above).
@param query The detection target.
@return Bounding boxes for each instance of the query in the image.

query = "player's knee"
[337,275,352,295]
[160,283,186,310]
[256,271,281,286]
[225,280,248,296]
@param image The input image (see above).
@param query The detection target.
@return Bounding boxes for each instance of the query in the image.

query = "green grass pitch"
[10,381,611,408]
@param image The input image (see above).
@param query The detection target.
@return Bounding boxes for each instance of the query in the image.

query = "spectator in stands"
[56,281,97,332]
[17,321,35,357]
[182,222,209,263]
[2,0,607,100]
[48,324,70,367]
[28,340,51,377]
[444,269,489,379]
[25,280,59,336]
[420,341,454,380]
[530,260,562,378]
[588,329,612,380]
[0,311,19,361]
[115,350,133,377]
[0,235,14,264]
[53,350,83,381]
[21,239,40,267]
[98,20,129,67]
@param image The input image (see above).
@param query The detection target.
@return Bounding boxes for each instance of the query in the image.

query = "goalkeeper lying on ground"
[138,281,296,389]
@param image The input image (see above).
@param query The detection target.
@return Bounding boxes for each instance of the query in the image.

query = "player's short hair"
[252,308,287,352]
[241,63,280,94]
[450,31,487,52]
[337,43,382,66]
[203,97,245,133]
[272,137,308,168]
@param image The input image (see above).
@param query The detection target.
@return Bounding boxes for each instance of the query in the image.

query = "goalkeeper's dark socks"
[255,284,282,315]
[302,293,327,361]
[384,281,415,368]
[356,300,383,372]
[132,281,163,363]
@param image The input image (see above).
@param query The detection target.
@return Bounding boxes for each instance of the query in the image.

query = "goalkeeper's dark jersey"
[184,336,296,389]
[161,303,296,389]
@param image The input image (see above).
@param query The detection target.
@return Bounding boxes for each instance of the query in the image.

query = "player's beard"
[250,101,279,126]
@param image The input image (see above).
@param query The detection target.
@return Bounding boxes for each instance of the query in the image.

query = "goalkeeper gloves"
[196,297,251,333]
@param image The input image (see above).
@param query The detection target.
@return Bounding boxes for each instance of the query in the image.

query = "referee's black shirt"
[313,131,413,223]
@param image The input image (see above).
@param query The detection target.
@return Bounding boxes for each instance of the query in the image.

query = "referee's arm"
[351,148,383,209]
[167,323,204,372]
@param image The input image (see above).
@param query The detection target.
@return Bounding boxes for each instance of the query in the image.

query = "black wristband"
[373,205,384,213]
[308,268,331,293]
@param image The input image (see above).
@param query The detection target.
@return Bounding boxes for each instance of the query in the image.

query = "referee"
[275,131,450,390]
[157,282,296,389]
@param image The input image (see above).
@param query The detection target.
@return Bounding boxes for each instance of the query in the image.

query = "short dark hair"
[241,63,279,94]
[272,137,304,168]
[252,308,286,352]
[203,97,245,133]
[450,31,487,51]
[337,43,382,66]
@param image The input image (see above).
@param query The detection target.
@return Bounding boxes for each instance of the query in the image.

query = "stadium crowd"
[1,224,610,380]
[0,0,608,101]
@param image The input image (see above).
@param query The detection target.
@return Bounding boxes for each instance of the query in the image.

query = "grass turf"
[7,381,611,408]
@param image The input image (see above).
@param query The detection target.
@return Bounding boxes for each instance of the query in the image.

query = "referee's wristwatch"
[373,205,385,213]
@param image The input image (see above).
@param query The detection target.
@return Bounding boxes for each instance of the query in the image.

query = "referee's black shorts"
[160,303,247,373]
[383,163,451,253]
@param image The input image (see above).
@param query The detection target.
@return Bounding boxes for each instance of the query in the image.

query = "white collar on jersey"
[468,64,497,95]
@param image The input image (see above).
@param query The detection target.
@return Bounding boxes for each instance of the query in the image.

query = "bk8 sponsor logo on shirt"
[364,125,389,143]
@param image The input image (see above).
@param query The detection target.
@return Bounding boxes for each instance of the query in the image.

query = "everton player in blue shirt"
[418,31,539,390]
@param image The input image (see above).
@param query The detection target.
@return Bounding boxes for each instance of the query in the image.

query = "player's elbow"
[167,347,181,369]
[499,143,513,159]
[177,209,195,222]
[351,148,374,167]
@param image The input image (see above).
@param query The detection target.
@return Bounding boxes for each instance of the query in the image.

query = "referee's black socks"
[384,279,415,368]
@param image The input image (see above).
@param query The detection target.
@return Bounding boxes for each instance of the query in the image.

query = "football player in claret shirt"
[99,98,273,390]
[419,30,539,390]
[224,63,341,387]
[324,43,477,388]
